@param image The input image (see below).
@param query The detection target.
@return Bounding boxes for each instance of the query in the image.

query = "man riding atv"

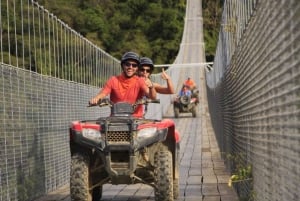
[173,84,198,118]
[89,51,157,117]
[69,52,180,201]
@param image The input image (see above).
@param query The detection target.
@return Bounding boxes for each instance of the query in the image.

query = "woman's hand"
[161,68,170,80]
[144,78,154,88]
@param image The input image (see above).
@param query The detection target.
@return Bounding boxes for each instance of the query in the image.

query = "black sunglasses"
[139,68,151,73]
[124,62,138,68]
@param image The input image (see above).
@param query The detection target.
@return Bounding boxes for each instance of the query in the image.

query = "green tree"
[203,0,223,62]
[36,0,186,64]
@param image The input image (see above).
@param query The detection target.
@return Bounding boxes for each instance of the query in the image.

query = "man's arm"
[89,77,113,104]
[89,90,107,104]
[191,80,197,89]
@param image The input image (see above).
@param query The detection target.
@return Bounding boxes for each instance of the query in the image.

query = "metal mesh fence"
[0,0,120,85]
[0,0,121,200]
[206,0,300,200]
[0,63,105,200]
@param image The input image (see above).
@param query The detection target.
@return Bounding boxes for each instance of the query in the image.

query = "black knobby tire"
[191,106,197,117]
[154,150,174,201]
[70,154,92,201]
[174,106,179,118]
[92,186,103,201]
[180,95,191,105]
[173,178,179,199]
[173,148,180,199]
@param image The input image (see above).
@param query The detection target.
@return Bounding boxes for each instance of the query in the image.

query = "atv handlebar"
[88,98,111,107]
[88,98,160,107]
[134,98,160,106]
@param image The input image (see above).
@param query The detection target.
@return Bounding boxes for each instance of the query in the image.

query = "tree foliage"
[2,0,222,73]
[36,0,187,64]
[202,0,223,62]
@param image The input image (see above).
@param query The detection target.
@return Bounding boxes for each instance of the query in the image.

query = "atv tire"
[173,178,179,199]
[154,150,173,201]
[174,107,179,118]
[92,186,102,201]
[173,148,180,199]
[191,106,197,118]
[180,95,191,105]
[70,154,92,201]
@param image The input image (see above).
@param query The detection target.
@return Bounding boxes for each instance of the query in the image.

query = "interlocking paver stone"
[202,195,221,201]
[202,184,219,196]
[189,168,202,175]
[185,184,202,196]
[187,176,203,185]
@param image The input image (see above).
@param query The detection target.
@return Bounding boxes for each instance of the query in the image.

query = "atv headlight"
[137,127,157,140]
[82,128,101,142]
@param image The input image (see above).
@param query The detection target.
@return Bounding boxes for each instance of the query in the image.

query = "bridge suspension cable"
[154,62,213,72]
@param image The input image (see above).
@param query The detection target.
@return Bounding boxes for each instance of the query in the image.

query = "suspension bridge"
[1,0,299,201]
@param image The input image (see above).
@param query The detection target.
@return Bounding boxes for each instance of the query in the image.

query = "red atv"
[69,98,180,201]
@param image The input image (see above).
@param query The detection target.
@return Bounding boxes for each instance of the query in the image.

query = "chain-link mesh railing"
[0,63,105,200]
[0,0,121,85]
[206,0,300,200]
[0,1,119,200]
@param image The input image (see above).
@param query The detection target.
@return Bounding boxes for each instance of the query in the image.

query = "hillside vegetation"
[36,0,222,64]
[1,0,222,79]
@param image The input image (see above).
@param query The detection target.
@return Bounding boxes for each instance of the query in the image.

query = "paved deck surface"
[35,105,238,201]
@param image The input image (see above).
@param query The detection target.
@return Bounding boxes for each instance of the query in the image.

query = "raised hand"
[161,68,170,80]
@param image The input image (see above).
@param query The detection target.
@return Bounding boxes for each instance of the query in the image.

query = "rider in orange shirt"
[89,52,156,117]
[184,77,196,90]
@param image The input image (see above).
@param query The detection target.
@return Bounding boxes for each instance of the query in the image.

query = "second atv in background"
[173,85,199,118]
